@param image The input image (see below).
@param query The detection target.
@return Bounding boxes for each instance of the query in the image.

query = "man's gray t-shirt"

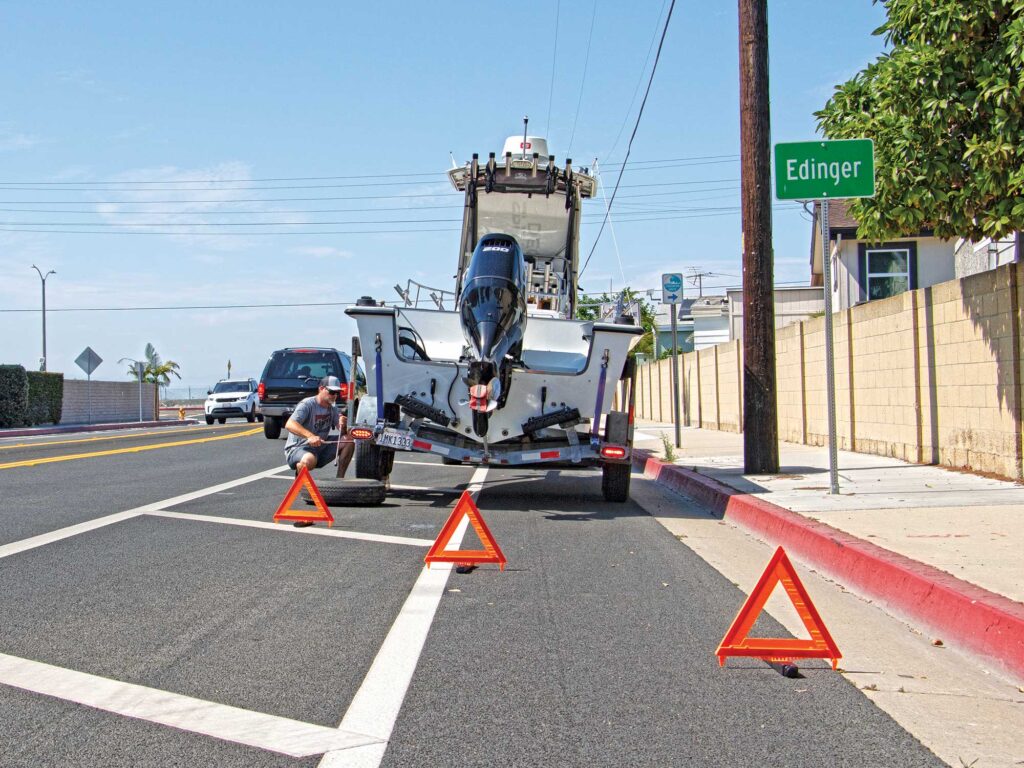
[284,396,338,452]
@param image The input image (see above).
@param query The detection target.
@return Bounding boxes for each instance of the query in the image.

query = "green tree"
[815,0,1024,242]
[127,343,182,387]
[577,289,658,358]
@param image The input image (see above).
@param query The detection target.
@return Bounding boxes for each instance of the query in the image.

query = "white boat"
[345,130,642,501]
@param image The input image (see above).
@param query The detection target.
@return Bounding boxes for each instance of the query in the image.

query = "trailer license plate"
[378,429,413,450]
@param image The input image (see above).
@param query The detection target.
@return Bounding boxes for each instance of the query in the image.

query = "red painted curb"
[634,449,1024,681]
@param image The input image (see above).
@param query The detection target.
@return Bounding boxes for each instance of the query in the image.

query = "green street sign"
[774,139,875,200]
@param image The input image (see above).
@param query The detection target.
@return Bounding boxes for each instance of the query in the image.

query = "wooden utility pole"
[738,0,779,473]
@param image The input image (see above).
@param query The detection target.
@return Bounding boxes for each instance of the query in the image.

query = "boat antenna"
[449,151,458,169]
[522,115,529,159]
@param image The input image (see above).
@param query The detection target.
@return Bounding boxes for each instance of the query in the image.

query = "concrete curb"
[0,420,199,438]
[633,448,1024,682]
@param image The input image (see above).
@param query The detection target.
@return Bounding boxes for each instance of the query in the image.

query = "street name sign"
[75,346,102,376]
[774,139,874,200]
[662,272,683,304]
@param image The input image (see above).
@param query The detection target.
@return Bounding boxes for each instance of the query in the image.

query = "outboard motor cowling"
[457,234,528,436]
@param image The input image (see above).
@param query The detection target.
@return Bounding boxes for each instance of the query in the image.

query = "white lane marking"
[0,653,381,758]
[0,511,143,561]
[318,466,489,768]
[132,466,291,513]
[0,466,289,561]
[147,510,434,547]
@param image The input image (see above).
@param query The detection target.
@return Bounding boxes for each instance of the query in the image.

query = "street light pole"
[30,265,56,372]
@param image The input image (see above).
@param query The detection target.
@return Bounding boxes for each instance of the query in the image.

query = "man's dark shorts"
[285,441,339,470]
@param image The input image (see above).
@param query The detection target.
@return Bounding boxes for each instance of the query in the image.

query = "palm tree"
[126,343,181,386]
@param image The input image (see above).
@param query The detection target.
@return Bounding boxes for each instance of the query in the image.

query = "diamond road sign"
[774,139,875,200]
[662,273,683,304]
[75,346,103,376]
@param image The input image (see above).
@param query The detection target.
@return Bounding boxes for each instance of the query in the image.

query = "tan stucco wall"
[636,264,1024,479]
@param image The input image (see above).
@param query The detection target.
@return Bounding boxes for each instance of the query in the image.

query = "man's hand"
[338,414,348,433]
[307,434,324,448]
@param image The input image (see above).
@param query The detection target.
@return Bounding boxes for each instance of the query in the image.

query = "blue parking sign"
[662,273,683,304]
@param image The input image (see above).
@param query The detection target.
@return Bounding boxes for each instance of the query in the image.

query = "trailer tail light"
[601,445,627,459]
[257,382,265,401]
[350,427,374,440]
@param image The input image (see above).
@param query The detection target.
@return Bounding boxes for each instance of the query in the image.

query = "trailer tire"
[601,462,631,502]
[263,416,282,440]
[355,440,393,481]
[442,457,462,465]
[304,479,386,507]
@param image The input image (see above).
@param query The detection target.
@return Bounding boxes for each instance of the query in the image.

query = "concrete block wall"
[634,262,1024,480]
[61,380,157,424]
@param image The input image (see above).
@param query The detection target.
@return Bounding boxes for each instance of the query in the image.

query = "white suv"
[204,378,262,424]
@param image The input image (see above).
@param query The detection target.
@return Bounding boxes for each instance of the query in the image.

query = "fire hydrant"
[178,406,186,420]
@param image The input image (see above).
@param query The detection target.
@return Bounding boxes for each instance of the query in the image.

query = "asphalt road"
[0,423,944,767]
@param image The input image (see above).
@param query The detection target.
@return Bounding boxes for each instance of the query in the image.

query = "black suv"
[257,347,365,439]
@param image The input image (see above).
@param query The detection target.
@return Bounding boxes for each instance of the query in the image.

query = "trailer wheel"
[263,416,282,439]
[355,440,393,481]
[304,479,385,507]
[601,462,631,502]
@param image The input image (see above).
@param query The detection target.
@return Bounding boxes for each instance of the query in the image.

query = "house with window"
[809,200,955,309]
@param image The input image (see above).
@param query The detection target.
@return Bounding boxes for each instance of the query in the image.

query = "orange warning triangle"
[716,546,841,669]
[273,467,334,526]
[425,491,506,570]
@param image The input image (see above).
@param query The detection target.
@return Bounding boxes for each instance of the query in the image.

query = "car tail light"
[338,382,351,399]
[350,427,373,440]
[601,445,627,459]
[257,382,265,401]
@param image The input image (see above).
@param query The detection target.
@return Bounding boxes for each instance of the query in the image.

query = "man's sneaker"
[293,520,315,528]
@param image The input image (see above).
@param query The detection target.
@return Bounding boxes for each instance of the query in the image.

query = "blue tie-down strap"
[591,349,610,443]
[375,334,384,421]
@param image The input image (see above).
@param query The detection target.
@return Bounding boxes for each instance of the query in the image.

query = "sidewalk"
[632,420,1024,681]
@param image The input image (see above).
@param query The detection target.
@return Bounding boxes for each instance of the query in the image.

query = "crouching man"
[284,375,354,478]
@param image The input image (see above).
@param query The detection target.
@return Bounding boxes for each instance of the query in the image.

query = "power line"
[0,203,792,227]
[0,204,805,237]
[0,171,446,186]
[566,0,598,157]
[545,0,561,136]
[0,177,740,206]
[580,0,676,278]
[0,300,365,313]
[0,153,738,190]
[603,0,671,163]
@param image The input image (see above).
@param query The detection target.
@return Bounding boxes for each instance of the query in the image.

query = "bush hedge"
[0,365,29,427]
[26,371,63,425]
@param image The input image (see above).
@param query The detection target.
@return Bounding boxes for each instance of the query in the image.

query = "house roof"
[815,199,859,230]
[689,295,729,318]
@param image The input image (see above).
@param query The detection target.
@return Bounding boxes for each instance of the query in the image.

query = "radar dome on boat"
[501,135,549,159]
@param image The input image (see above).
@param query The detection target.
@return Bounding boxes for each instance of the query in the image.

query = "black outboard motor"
[458,234,528,436]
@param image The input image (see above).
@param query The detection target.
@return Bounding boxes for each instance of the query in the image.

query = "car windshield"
[267,351,342,380]
[212,381,250,394]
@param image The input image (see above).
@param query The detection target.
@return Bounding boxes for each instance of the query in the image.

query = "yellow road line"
[0,424,235,451]
[0,427,262,470]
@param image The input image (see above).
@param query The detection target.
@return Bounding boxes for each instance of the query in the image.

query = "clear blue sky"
[0,1,888,393]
